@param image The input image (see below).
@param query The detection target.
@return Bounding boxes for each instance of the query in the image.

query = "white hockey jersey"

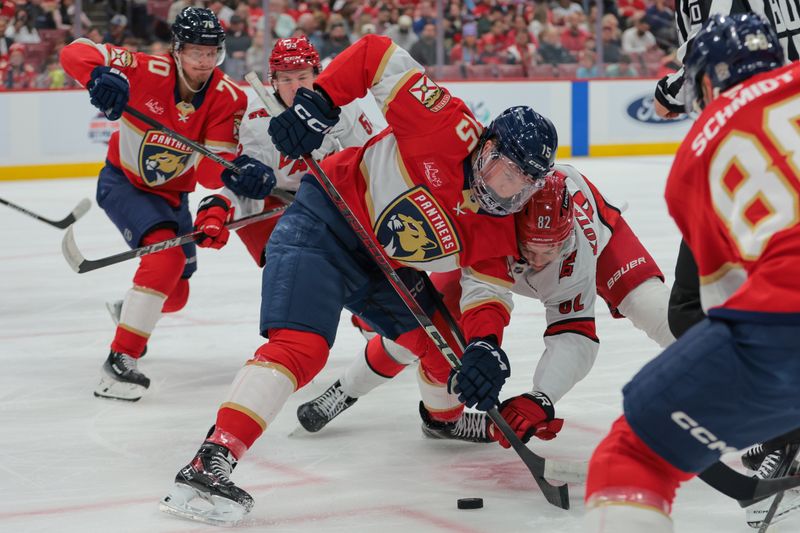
[506,164,616,403]
[226,90,379,216]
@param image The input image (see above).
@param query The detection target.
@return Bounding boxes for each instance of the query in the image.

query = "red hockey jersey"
[314,35,518,341]
[665,61,800,318]
[61,38,246,206]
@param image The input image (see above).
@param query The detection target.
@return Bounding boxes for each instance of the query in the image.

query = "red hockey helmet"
[269,36,321,77]
[515,173,573,249]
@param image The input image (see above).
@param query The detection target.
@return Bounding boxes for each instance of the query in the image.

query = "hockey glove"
[87,66,129,121]
[194,195,234,249]
[268,86,340,159]
[489,392,564,449]
[448,337,510,412]
[221,155,277,200]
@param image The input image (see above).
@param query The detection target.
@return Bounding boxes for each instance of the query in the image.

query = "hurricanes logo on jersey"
[375,186,460,262]
[138,130,193,186]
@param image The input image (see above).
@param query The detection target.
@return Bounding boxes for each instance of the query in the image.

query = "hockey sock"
[162,277,189,313]
[339,336,414,397]
[417,364,463,422]
[111,285,166,357]
[586,415,693,512]
[214,330,327,454]
[111,228,186,357]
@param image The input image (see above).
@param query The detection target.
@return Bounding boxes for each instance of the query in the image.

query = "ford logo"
[626,95,689,124]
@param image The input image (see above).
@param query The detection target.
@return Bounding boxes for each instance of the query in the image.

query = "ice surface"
[0,156,790,532]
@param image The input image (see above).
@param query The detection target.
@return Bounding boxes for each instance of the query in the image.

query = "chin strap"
[173,52,210,95]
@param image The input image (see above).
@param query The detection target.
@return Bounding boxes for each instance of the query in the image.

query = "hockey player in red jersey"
[295,169,674,444]
[585,14,800,532]
[199,36,377,267]
[160,34,557,525]
[60,7,275,402]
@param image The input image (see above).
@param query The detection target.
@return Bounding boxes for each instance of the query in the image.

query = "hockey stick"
[61,203,288,273]
[0,196,91,229]
[757,491,783,533]
[122,105,294,206]
[247,72,570,510]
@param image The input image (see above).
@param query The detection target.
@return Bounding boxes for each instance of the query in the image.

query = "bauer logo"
[626,95,689,124]
[375,186,460,263]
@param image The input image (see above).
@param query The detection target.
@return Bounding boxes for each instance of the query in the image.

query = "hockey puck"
[457,498,484,510]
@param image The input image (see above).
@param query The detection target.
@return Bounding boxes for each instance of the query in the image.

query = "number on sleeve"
[148,57,171,77]
[456,115,481,152]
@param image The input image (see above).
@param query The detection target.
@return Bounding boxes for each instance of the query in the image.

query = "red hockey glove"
[194,195,234,249]
[489,391,564,449]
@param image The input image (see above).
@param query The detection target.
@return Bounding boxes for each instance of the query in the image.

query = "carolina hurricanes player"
[296,169,674,446]
[60,7,274,401]
[198,36,378,264]
[585,14,800,533]
[160,34,557,524]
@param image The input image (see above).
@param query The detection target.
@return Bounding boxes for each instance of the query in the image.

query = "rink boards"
[0,78,693,180]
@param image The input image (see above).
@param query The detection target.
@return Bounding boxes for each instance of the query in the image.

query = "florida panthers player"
[295,170,674,447]
[60,7,274,402]
[160,34,556,525]
[196,36,378,264]
[584,14,800,532]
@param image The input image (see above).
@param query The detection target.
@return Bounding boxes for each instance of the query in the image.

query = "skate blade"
[160,483,248,527]
[746,491,800,528]
[94,375,146,401]
[288,425,312,438]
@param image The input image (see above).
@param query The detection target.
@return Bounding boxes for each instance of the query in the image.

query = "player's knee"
[254,329,329,388]
[364,336,412,377]
[162,277,190,313]
[586,416,693,511]
[394,327,452,384]
[133,228,186,294]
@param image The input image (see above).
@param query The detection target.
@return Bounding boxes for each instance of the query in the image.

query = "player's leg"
[161,179,389,521]
[585,318,800,531]
[296,269,458,432]
[297,334,417,432]
[94,164,188,401]
[595,216,674,348]
[233,196,285,267]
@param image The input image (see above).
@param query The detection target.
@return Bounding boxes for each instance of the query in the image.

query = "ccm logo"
[671,411,737,455]
[607,257,647,289]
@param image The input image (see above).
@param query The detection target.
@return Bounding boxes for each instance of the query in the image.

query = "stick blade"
[61,226,86,273]
[71,198,91,222]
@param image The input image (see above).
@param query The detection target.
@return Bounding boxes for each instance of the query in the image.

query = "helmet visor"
[472,147,546,215]
[175,41,226,67]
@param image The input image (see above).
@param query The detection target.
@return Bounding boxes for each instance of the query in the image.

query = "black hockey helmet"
[172,7,225,48]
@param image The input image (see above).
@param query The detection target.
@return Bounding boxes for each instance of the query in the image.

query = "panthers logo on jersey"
[138,131,193,186]
[375,186,461,262]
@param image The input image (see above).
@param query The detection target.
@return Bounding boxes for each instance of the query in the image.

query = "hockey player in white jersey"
[192,35,378,264]
[297,167,674,446]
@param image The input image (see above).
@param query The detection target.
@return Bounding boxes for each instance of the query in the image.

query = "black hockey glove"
[88,66,129,121]
[221,155,277,200]
[448,336,510,412]
[268,87,340,159]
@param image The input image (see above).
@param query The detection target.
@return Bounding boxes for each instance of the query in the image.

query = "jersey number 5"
[456,115,481,152]
[709,94,800,260]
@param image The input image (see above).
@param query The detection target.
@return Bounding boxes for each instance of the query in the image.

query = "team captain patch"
[375,186,461,262]
[408,75,450,112]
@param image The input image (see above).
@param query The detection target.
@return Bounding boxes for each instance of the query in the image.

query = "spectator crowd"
[0,0,680,90]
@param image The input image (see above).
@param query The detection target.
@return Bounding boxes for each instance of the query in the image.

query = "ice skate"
[160,442,253,526]
[106,299,147,357]
[419,402,492,443]
[746,443,800,528]
[296,380,358,432]
[94,351,150,401]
